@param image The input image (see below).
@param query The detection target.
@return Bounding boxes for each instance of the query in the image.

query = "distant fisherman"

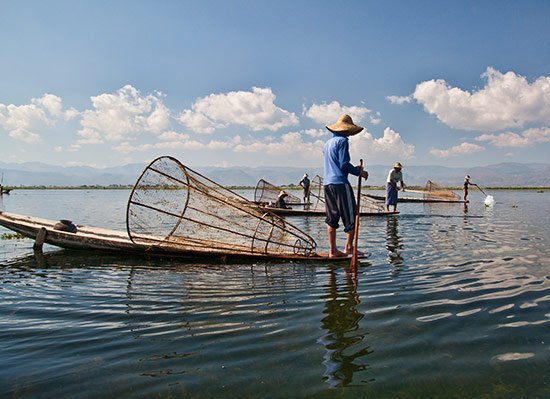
[463,175,478,202]
[386,162,406,212]
[323,115,369,258]
[299,173,311,203]
[275,191,291,209]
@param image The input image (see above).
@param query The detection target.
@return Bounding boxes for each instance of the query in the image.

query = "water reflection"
[318,267,371,387]
[385,216,403,267]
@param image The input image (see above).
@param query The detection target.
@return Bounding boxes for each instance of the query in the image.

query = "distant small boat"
[0,186,11,195]
[261,205,399,217]
[365,194,466,203]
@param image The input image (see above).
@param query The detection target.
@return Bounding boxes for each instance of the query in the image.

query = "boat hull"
[366,194,466,203]
[0,212,366,263]
[261,206,399,216]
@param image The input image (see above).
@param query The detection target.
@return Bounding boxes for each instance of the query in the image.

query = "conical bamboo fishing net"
[309,175,386,213]
[423,180,460,201]
[126,156,316,258]
[254,179,302,204]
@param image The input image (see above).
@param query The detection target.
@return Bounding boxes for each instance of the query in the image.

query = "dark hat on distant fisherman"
[278,190,288,198]
[465,175,470,180]
[393,162,402,169]
[326,114,363,135]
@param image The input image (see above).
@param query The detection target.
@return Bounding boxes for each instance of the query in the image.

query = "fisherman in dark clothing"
[275,191,291,209]
[299,173,311,203]
[463,175,477,202]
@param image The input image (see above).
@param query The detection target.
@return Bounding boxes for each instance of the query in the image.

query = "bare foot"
[329,250,348,258]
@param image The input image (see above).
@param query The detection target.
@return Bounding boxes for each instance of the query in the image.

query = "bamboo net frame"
[309,175,387,213]
[423,180,460,201]
[126,156,317,257]
[253,179,302,205]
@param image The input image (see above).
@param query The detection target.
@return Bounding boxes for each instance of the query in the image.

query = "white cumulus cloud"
[0,94,77,143]
[114,135,242,153]
[303,101,371,126]
[234,132,325,160]
[412,67,550,131]
[79,85,171,142]
[386,95,412,105]
[349,127,415,161]
[475,127,550,147]
[430,142,485,158]
[177,87,299,134]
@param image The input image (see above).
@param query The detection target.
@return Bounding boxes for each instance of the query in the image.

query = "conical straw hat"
[326,114,363,135]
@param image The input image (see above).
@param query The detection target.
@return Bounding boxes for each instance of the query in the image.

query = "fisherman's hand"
[361,170,369,180]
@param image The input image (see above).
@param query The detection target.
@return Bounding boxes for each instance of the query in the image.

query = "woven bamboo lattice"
[423,180,460,201]
[254,179,302,205]
[309,175,386,213]
[126,156,317,257]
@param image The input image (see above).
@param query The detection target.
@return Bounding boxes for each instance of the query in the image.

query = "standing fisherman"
[299,173,311,203]
[386,162,406,212]
[463,175,478,202]
[323,115,369,258]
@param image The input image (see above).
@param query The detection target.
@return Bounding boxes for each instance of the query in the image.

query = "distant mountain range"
[1,161,549,188]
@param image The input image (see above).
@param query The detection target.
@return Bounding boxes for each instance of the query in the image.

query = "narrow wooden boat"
[0,157,373,263]
[260,206,399,217]
[365,194,466,203]
[0,211,366,262]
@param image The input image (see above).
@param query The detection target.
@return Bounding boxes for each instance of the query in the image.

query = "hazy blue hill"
[1,161,549,188]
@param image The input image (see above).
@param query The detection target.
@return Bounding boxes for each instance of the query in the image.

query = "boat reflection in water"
[318,267,372,387]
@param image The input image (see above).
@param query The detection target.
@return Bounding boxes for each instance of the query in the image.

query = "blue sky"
[1,0,549,169]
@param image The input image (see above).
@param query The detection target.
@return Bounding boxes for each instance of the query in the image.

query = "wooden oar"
[475,184,488,196]
[350,159,364,269]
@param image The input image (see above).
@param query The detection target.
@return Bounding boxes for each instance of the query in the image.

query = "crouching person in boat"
[386,162,405,212]
[323,115,369,258]
[275,191,291,209]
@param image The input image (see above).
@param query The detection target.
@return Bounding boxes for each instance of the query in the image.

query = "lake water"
[0,189,549,398]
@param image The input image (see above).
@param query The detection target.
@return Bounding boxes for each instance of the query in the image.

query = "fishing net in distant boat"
[309,175,386,213]
[254,179,302,205]
[309,175,326,211]
[423,180,460,201]
[126,156,316,258]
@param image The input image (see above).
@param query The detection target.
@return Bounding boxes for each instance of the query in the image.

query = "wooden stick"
[475,185,488,196]
[350,159,363,269]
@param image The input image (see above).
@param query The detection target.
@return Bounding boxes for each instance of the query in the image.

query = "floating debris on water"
[1,232,25,240]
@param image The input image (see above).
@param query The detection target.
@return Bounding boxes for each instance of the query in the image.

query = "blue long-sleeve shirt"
[323,133,360,185]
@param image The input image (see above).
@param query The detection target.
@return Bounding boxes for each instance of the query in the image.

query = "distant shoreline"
[3,185,549,191]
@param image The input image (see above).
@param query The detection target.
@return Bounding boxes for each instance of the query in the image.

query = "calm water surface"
[0,189,549,398]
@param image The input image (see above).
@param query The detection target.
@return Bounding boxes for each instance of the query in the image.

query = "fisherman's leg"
[327,225,346,258]
[341,184,363,255]
[324,185,346,258]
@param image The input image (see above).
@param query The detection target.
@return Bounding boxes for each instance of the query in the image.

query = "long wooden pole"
[350,159,363,269]
[475,185,488,196]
